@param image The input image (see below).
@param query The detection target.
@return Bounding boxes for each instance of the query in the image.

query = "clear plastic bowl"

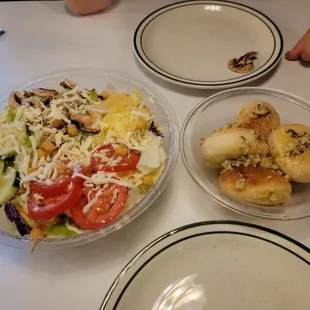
[0,68,179,249]
[181,87,310,220]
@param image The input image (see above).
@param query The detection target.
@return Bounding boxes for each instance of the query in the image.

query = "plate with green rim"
[133,0,283,89]
[100,221,310,309]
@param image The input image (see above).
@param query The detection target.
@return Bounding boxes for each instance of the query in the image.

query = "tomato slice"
[29,165,89,198]
[30,176,72,198]
[28,176,84,221]
[91,144,140,173]
[71,184,127,229]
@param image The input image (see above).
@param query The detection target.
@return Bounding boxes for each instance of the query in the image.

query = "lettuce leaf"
[45,223,77,237]
[6,108,16,123]
[89,88,98,102]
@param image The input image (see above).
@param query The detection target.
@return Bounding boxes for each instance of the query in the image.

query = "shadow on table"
[300,60,310,69]
[185,173,310,247]
[134,58,282,99]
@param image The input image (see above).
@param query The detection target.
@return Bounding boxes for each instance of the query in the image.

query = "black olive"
[43,98,51,106]
[25,125,32,136]
[14,94,22,105]
[5,155,15,163]
[58,213,68,220]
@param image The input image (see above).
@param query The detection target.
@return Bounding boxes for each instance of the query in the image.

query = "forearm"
[65,0,112,15]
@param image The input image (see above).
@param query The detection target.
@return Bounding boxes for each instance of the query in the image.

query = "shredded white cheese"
[65,218,84,234]
[73,171,134,188]
[49,103,71,124]
[111,188,119,205]
[33,193,44,201]
[55,132,63,147]
[29,135,38,168]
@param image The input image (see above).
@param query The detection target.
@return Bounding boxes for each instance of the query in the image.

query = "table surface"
[1,1,310,309]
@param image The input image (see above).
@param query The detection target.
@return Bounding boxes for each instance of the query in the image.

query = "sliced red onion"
[149,121,164,137]
[4,202,31,236]
[15,218,31,236]
[4,202,19,222]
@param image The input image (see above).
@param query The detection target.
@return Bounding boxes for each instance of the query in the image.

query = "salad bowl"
[0,68,179,249]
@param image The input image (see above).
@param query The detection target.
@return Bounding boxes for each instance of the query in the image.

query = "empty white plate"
[134,1,283,89]
[100,221,310,310]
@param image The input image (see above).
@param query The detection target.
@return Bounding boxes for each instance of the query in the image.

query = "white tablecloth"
[0,1,310,309]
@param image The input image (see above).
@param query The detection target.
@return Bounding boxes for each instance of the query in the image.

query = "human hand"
[285,29,310,62]
[65,0,112,15]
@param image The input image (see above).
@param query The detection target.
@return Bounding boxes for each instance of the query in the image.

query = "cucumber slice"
[13,171,21,188]
[0,167,18,205]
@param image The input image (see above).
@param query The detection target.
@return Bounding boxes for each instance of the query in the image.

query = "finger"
[286,29,310,61]
[301,48,310,62]
[285,42,303,60]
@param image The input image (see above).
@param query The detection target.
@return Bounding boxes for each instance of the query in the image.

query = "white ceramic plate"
[134,1,283,89]
[100,221,310,310]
